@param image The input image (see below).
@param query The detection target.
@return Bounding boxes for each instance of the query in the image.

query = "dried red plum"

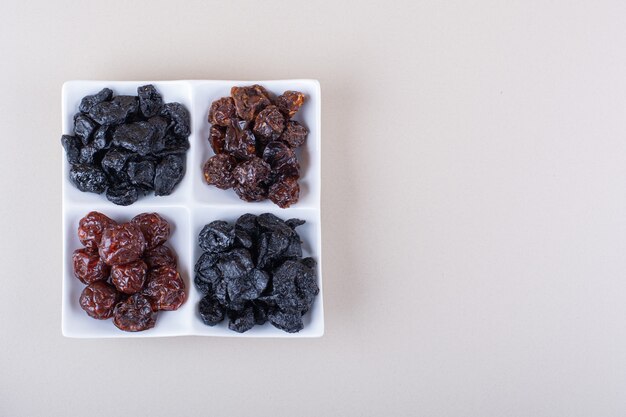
[78,211,117,248]
[253,105,285,140]
[72,248,110,284]
[231,85,271,121]
[268,176,300,208]
[142,266,186,311]
[279,120,308,148]
[199,294,225,325]
[208,97,236,127]
[131,213,170,249]
[143,244,177,269]
[79,88,113,113]
[203,154,237,190]
[98,223,146,266]
[137,84,163,118]
[198,221,235,253]
[262,141,299,177]
[113,293,157,332]
[80,281,119,320]
[160,102,190,137]
[61,135,81,164]
[275,91,305,118]
[224,123,257,160]
[106,183,139,206]
[69,164,108,194]
[154,154,185,196]
[209,125,226,154]
[74,114,98,145]
[88,95,138,125]
[111,260,147,294]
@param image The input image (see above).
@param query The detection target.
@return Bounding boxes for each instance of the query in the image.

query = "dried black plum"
[127,160,155,190]
[106,183,139,206]
[194,251,221,285]
[137,84,163,118]
[112,121,157,156]
[69,164,108,194]
[61,135,81,164]
[154,154,185,196]
[218,248,254,282]
[267,309,303,333]
[228,306,255,333]
[160,102,190,137]
[78,144,101,165]
[154,133,190,157]
[79,88,113,113]
[88,96,138,125]
[199,294,225,326]
[198,221,235,253]
[101,148,134,177]
[227,268,269,301]
[74,114,97,145]
[92,126,112,150]
[252,301,269,325]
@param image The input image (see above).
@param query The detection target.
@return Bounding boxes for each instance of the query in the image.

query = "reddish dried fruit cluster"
[203,85,308,208]
[72,211,185,331]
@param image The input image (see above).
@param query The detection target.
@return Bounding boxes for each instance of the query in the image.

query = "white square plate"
[61,80,323,338]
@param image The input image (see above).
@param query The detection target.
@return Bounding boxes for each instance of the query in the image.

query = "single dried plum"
[272,260,315,314]
[203,154,237,190]
[98,223,146,266]
[78,211,117,248]
[89,95,138,125]
[198,221,235,253]
[262,141,299,177]
[268,176,300,208]
[143,244,177,269]
[143,266,186,311]
[127,159,155,190]
[79,88,113,113]
[280,120,308,148]
[224,123,257,160]
[194,251,221,284]
[80,281,119,320]
[92,126,112,150]
[112,121,157,156]
[72,248,110,284]
[194,274,213,295]
[154,133,190,157]
[160,102,190,137]
[131,212,170,249]
[199,294,225,325]
[74,114,98,145]
[111,260,147,294]
[226,268,269,301]
[218,248,254,282]
[252,301,269,325]
[234,183,268,202]
[78,144,100,165]
[209,125,226,154]
[61,135,81,164]
[137,84,163,118]
[106,183,139,206]
[69,164,108,194]
[253,105,285,140]
[228,305,255,333]
[267,309,303,333]
[113,293,157,332]
[233,156,271,189]
[101,148,134,177]
[231,85,271,121]
[154,154,185,196]
[275,91,305,118]
[208,97,236,127]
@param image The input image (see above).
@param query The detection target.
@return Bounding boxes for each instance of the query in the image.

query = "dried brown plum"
[275,91,305,118]
[208,97,236,127]
[80,281,119,320]
[234,183,268,202]
[160,102,190,137]
[74,114,98,145]
[203,154,237,190]
[268,176,300,208]
[209,125,226,154]
[143,244,177,269]
[231,85,271,121]
[253,105,285,140]
[199,294,225,325]
[262,141,299,177]
[61,135,81,164]
[78,211,117,248]
[69,164,108,194]
[72,248,110,284]
[154,154,185,196]
[224,123,257,160]
[98,223,146,266]
[79,88,113,113]
[137,84,163,118]
[279,120,308,148]
[111,260,147,294]
[198,221,235,253]
[233,156,271,189]
[142,266,186,311]
[131,213,170,250]
[106,183,139,206]
[113,293,157,332]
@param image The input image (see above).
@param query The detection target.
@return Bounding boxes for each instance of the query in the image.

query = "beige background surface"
[2,0,626,416]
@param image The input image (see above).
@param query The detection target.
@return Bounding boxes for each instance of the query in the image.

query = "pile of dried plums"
[195,213,318,333]
[203,85,309,208]
[73,211,185,332]
[61,85,190,205]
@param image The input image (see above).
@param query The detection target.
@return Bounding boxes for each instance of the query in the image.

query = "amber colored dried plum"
[253,105,285,140]
[69,164,108,194]
[79,88,113,113]
[203,154,237,190]
[275,91,305,118]
[224,123,257,160]
[231,85,271,121]
[78,211,117,248]
[154,154,185,196]
[131,212,170,250]
[143,244,177,269]
[209,125,226,154]
[72,248,110,284]
[208,97,236,127]
[113,293,157,332]
[198,294,225,325]
[233,156,271,189]
[262,141,299,177]
[268,176,300,208]
[142,266,186,311]
[137,84,163,118]
[279,120,308,148]
[80,281,119,320]
[98,223,146,266]
[111,260,147,294]
[74,114,98,145]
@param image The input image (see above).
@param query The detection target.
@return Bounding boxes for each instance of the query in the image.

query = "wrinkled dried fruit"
[262,141,299,177]
[233,157,271,189]
[127,160,155,190]
[228,306,255,333]
[111,260,147,294]
[160,102,190,137]
[137,84,163,118]
[61,135,81,164]
[267,309,304,333]
[231,85,271,121]
[80,281,119,320]
[106,183,139,206]
[143,244,177,269]
[199,294,225,325]
[203,154,237,190]
[73,248,110,284]
[88,95,138,125]
[69,164,108,194]
[268,176,300,208]
[275,91,305,118]
[209,125,226,154]
[279,120,308,148]
[224,123,257,160]
[131,212,170,249]
[74,114,98,145]
[98,223,146,266]
[253,105,285,140]
[198,221,235,253]
[208,97,236,127]
[113,293,157,332]
[143,266,186,311]
[79,88,113,113]
[154,154,185,196]
[78,211,117,248]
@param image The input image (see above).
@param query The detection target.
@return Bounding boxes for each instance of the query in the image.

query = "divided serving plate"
[61,80,323,338]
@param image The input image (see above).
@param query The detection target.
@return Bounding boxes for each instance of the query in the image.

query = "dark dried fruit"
[98,223,146,266]
[160,102,190,137]
[208,97,236,127]
[253,105,285,140]
[231,85,271,121]
[131,213,170,249]
[113,293,157,332]
[143,266,186,311]
[198,220,235,253]
[233,157,271,189]
[112,121,157,156]
[228,306,255,333]
[137,84,163,118]
[154,154,185,196]
[111,260,147,294]
[267,309,303,333]
[78,211,117,248]
[268,176,300,208]
[105,183,139,206]
[127,160,155,190]
[79,88,113,113]
[74,114,98,145]
[224,123,257,160]
[203,154,237,190]
[88,95,138,125]
[61,135,81,164]
[69,164,108,194]
[262,141,299,177]
[101,148,134,177]
[143,244,177,269]
[78,144,101,165]
[199,294,225,326]
[72,248,110,284]
[208,125,226,154]
[233,183,268,202]
[92,126,112,150]
[80,281,119,320]
[275,91,305,118]
[279,120,308,148]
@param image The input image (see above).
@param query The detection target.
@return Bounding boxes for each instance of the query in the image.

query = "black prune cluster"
[203,86,308,208]
[61,85,191,205]
[195,213,318,333]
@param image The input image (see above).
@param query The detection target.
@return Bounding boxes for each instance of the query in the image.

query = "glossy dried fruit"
[160,102,190,137]
[105,183,139,206]
[127,160,155,190]
[267,309,303,333]
[208,125,226,154]
[228,306,255,333]
[208,97,236,127]
[198,221,235,253]
[154,154,185,196]
[72,248,110,284]
[275,91,305,118]
[78,211,117,248]
[262,141,299,177]
[111,260,147,294]
[113,293,157,332]
[74,114,98,145]
[233,156,271,189]
[112,121,157,156]
[234,183,268,202]
[137,84,163,118]
[88,95,138,125]
[203,154,237,190]
[69,164,108,194]
[253,105,285,140]
[143,244,177,269]
[231,85,271,121]
[279,120,308,148]
[199,294,225,325]
[80,281,119,320]
[268,176,300,208]
[61,135,81,164]
[79,88,113,113]
[98,223,146,266]
[224,123,257,160]
[131,212,170,249]
[143,266,186,311]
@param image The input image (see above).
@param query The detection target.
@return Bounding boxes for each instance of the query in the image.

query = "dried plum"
[92,126,112,150]
[228,306,255,333]
[127,160,155,190]
[78,144,101,165]
[74,114,98,145]
[231,85,271,121]
[208,97,236,127]
[198,221,235,253]
[224,122,257,160]
[202,154,237,190]
[195,251,221,285]
[160,102,190,137]
[262,141,299,177]
[79,88,113,113]
[279,120,308,148]
[233,157,271,189]
[113,293,157,332]
[253,105,285,140]
[72,248,110,284]
[143,244,177,269]
[275,91,305,118]
[98,223,146,266]
[143,266,186,311]
[131,212,170,249]
[69,164,108,194]
[234,183,268,202]
[218,248,254,282]
[111,260,147,294]
[112,121,157,156]
[61,135,81,164]
[209,125,226,154]
[268,176,300,208]
[80,281,119,320]
[137,84,163,118]
[106,183,139,206]
[267,309,304,333]
[88,95,138,125]
[199,294,225,325]
[154,154,185,196]
[78,211,117,248]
